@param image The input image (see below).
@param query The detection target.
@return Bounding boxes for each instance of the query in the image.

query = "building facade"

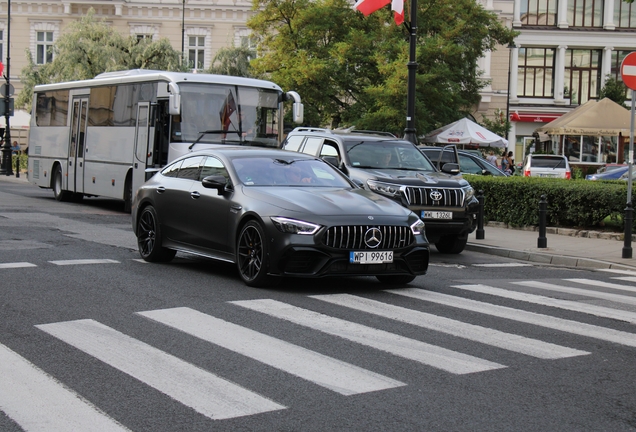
[0,0,255,96]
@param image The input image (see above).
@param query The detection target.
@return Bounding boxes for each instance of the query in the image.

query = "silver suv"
[281,128,479,254]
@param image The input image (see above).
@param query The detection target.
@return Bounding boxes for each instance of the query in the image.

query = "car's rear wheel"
[376,275,416,284]
[435,234,468,254]
[137,205,176,262]
[237,221,277,287]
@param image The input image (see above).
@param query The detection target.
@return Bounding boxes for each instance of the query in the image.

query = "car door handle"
[156,186,165,193]
[191,191,201,199]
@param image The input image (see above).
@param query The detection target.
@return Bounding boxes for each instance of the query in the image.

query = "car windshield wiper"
[188,130,240,149]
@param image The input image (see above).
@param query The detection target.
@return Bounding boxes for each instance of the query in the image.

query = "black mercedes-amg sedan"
[132,147,429,287]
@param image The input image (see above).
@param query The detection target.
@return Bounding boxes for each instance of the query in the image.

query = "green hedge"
[465,175,634,228]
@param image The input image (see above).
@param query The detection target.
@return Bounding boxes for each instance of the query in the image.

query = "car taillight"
[566,171,571,179]
[524,170,530,177]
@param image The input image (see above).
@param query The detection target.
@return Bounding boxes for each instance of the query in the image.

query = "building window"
[568,0,603,27]
[610,50,632,100]
[614,0,636,28]
[188,36,205,71]
[520,0,557,26]
[517,48,555,97]
[36,31,54,64]
[136,34,153,42]
[564,49,602,105]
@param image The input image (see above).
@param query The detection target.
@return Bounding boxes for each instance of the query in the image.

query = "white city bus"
[27,69,303,211]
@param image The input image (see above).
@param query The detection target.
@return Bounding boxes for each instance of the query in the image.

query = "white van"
[522,154,571,179]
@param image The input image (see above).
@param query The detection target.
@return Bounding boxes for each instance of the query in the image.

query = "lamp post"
[181,0,185,64]
[402,0,419,145]
[0,0,13,176]
[505,41,516,135]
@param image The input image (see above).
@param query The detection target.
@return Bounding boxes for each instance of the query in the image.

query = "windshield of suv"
[345,141,436,172]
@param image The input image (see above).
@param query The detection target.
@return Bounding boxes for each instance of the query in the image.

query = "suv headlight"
[367,180,402,198]
[271,217,321,235]
[462,185,475,201]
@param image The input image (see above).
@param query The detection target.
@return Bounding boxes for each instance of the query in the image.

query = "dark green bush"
[466,175,632,228]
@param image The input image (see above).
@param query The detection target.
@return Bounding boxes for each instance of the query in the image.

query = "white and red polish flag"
[354,0,404,25]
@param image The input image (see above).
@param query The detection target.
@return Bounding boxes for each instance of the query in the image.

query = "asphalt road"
[1,178,635,431]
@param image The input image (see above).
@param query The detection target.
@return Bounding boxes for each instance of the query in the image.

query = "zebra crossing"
[2,273,636,430]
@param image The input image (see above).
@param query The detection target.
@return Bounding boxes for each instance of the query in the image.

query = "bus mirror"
[293,102,303,124]
[169,93,181,115]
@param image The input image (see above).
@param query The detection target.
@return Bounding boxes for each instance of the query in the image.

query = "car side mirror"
[202,175,227,194]
[441,163,460,175]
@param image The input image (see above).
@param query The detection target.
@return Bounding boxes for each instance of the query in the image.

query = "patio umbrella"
[422,118,508,148]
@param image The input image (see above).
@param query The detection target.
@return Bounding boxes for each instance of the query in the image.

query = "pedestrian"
[11,141,20,154]
[486,150,498,167]
[501,151,509,173]
[507,151,515,175]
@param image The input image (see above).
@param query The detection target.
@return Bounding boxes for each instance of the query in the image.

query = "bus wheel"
[52,165,70,202]
[123,176,133,214]
[137,205,176,263]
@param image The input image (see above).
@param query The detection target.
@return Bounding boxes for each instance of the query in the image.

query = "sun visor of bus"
[167,82,181,115]
[286,91,303,124]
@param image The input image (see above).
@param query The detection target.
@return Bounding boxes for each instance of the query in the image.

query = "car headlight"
[367,180,402,198]
[462,185,475,201]
[410,219,425,235]
[271,217,321,235]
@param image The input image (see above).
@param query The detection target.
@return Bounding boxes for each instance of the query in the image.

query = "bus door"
[133,102,154,192]
[68,97,88,194]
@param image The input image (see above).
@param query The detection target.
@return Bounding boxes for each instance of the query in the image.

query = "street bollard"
[15,153,19,179]
[538,194,547,248]
[623,203,633,259]
[476,190,485,240]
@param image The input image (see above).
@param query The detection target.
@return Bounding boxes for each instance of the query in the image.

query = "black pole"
[181,0,186,63]
[624,89,635,259]
[538,194,547,248]
[476,190,485,240]
[402,0,418,145]
[0,0,12,176]
[623,203,633,258]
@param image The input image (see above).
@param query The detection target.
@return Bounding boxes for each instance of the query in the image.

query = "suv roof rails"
[291,127,333,134]
[349,130,397,137]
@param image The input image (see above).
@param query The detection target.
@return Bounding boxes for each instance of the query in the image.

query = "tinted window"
[531,156,567,168]
[161,160,183,178]
[35,90,70,127]
[347,141,435,171]
[283,135,304,152]
[177,156,205,180]
[200,156,229,182]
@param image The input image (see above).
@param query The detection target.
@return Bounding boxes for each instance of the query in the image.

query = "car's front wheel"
[236,221,278,287]
[434,234,468,254]
[137,205,176,262]
[376,275,416,284]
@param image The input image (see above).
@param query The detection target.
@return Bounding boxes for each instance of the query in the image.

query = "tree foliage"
[248,0,515,135]
[599,75,629,108]
[206,46,255,77]
[480,108,510,139]
[16,9,187,110]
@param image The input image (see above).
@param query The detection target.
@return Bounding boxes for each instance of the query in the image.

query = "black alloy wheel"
[237,221,277,287]
[137,206,176,262]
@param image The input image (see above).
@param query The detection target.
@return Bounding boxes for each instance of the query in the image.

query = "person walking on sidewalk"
[487,150,498,167]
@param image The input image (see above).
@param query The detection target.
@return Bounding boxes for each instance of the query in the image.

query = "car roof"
[288,127,407,143]
[186,147,315,159]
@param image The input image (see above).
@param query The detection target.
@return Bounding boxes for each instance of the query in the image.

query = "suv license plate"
[350,251,393,264]
[422,211,452,219]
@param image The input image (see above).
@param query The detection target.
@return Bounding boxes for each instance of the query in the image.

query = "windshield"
[345,141,436,172]
[231,157,353,187]
[171,83,282,147]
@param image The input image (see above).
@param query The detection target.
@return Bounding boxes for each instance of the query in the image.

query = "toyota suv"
[281,128,479,253]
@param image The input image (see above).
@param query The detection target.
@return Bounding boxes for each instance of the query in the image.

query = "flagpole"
[402,0,418,145]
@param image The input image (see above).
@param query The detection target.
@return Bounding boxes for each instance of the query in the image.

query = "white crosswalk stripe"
[450,284,636,323]
[0,262,37,269]
[49,259,120,266]
[138,307,405,395]
[36,319,286,420]
[513,280,636,306]
[310,293,588,359]
[566,278,636,294]
[0,343,130,432]
[231,299,506,375]
[386,288,636,348]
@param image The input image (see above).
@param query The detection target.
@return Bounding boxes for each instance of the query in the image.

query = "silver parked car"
[522,154,571,179]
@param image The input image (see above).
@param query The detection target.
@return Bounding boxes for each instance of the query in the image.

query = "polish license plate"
[422,211,453,219]
[350,251,393,264]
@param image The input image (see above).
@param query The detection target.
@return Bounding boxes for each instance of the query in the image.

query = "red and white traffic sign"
[621,52,636,91]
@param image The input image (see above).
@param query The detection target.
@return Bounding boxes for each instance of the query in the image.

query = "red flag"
[354,0,403,25]
[220,92,237,130]
[392,0,404,25]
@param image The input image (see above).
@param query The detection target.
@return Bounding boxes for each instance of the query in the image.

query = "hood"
[241,186,411,217]
[349,167,470,187]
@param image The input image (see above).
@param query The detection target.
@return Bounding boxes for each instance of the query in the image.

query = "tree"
[16,9,187,111]
[480,108,510,139]
[248,0,515,135]
[206,46,255,77]
[599,75,629,107]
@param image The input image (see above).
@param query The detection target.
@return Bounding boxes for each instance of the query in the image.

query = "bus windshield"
[172,83,282,147]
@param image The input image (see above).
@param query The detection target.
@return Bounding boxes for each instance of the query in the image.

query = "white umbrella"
[422,118,508,148]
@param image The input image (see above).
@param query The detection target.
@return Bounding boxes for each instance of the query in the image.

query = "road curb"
[466,242,636,271]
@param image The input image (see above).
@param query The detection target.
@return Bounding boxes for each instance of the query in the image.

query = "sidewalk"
[468,222,636,271]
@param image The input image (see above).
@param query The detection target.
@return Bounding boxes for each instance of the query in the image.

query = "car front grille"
[404,187,464,207]
[322,225,414,250]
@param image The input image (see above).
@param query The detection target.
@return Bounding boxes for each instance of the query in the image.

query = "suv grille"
[322,225,414,249]
[404,187,464,207]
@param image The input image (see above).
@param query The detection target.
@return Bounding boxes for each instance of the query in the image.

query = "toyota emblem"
[429,190,443,201]
[364,227,383,248]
